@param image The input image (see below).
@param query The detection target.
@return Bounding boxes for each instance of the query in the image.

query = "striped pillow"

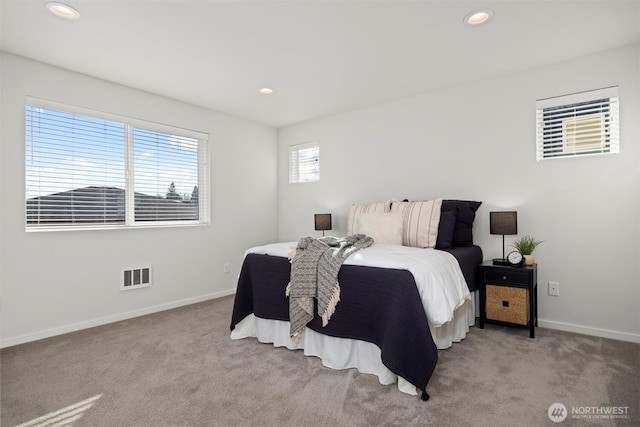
[347,201,392,235]
[391,199,443,248]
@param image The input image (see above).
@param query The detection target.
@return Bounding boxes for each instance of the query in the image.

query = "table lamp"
[314,213,332,237]
[490,211,517,265]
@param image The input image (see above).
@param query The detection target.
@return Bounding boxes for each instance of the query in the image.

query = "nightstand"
[479,261,538,338]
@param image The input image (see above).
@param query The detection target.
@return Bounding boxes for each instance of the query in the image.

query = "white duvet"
[245,242,470,327]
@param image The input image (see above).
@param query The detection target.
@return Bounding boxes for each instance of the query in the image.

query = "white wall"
[0,53,279,347]
[277,44,640,343]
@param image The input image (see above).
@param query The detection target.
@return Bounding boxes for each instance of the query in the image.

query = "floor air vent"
[121,266,152,291]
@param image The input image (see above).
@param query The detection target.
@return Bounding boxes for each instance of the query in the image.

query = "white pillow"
[355,212,404,245]
[391,199,442,248]
[347,200,393,235]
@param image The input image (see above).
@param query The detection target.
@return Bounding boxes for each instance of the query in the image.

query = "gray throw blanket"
[286,234,374,345]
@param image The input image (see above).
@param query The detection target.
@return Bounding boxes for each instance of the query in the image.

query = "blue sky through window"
[133,128,198,199]
[26,106,199,201]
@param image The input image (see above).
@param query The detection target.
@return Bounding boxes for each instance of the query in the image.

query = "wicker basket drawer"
[486,285,529,326]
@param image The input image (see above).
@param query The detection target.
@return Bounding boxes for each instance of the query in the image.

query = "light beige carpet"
[1,295,638,426]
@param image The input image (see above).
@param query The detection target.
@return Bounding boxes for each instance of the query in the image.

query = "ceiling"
[1,0,639,128]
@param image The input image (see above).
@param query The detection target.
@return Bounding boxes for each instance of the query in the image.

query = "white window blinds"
[536,87,619,161]
[289,141,320,183]
[132,128,201,222]
[25,98,209,230]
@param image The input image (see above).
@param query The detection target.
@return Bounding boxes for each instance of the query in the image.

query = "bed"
[230,199,483,399]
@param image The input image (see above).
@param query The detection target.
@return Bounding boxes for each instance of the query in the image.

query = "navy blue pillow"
[436,209,457,249]
[441,200,482,247]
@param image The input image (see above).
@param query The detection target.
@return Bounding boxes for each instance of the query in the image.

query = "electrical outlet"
[548,281,560,297]
[224,263,230,273]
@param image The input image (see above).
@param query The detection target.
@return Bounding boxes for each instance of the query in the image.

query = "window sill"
[25,221,210,233]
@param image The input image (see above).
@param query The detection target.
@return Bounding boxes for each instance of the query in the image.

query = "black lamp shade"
[314,213,332,231]
[490,211,517,235]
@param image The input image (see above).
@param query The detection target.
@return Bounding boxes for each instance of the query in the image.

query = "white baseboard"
[0,289,237,349]
[4,295,638,348]
[538,319,640,344]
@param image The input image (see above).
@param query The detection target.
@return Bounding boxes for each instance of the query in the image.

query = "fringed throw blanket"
[286,234,374,344]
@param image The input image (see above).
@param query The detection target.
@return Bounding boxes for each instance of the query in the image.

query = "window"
[536,87,619,161]
[25,98,209,230]
[289,141,319,183]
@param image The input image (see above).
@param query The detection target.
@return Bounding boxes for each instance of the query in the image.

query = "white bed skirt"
[230,291,477,396]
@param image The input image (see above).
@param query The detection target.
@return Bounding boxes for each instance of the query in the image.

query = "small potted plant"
[512,235,543,266]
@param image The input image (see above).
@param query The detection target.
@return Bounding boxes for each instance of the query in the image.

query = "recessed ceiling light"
[46,2,81,20]
[464,10,493,26]
[259,88,274,94]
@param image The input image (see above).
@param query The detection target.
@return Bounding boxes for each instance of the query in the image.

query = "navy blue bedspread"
[441,245,483,292]
[230,253,438,399]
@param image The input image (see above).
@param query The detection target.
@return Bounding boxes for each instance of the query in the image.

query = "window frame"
[289,141,320,184]
[25,97,210,231]
[536,87,619,161]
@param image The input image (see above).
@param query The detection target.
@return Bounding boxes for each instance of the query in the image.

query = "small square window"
[536,87,619,161]
[289,141,319,183]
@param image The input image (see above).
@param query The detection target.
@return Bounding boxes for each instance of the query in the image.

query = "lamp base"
[492,258,511,266]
